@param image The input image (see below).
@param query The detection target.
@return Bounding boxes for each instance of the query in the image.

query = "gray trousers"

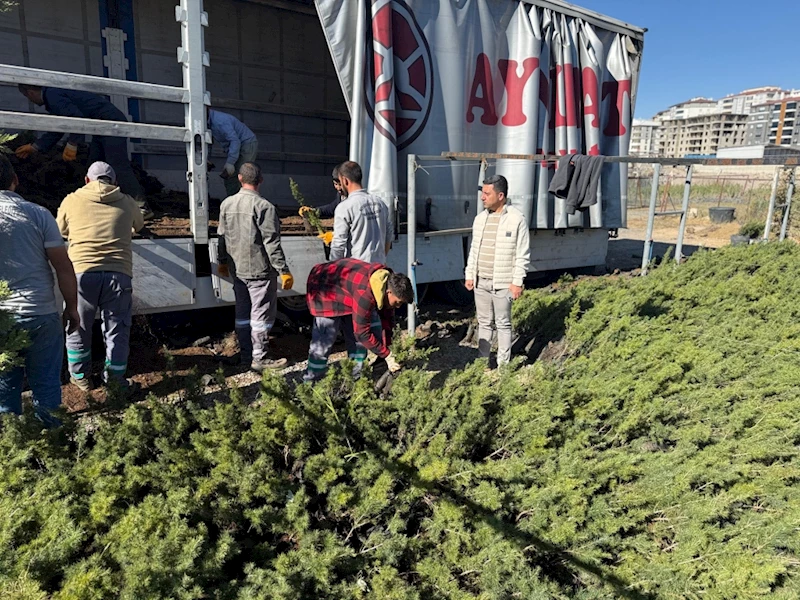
[233,274,277,362]
[474,278,513,366]
[67,271,133,382]
[304,313,382,382]
[223,139,259,198]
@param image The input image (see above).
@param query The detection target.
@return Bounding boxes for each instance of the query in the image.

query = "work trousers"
[223,139,259,198]
[233,274,277,362]
[474,278,513,366]
[0,312,63,426]
[67,271,133,383]
[304,313,382,382]
[88,135,146,209]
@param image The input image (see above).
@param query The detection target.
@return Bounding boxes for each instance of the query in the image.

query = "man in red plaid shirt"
[304,258,414,382]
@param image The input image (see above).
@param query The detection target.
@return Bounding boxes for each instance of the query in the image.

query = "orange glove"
[62,143,78,162]
[280,273,294,290]
[15,143,37,159]
[217,263,230,278]
[299,206,317,218]
[318,231,333,245]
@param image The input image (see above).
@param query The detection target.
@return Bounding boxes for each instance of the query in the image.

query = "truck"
[0,0,646,321]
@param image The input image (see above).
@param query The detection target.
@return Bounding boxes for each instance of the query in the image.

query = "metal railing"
[0,0,211,244]
[405,152,800,332]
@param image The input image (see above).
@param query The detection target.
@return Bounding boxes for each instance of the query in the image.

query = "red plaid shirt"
[307,258,394,358]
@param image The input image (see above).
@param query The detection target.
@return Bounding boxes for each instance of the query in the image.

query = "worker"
[329,161,392,263]
[207,108,259,197]
[0,154,80,426]
[15,84,153,219]
[304,257,413,382]
[57,161,145,392]
[464,174,530,368]
[299,165,345,219]
[217,162,293,373]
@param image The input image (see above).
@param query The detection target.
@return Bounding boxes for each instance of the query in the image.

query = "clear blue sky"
[577,0,800,119]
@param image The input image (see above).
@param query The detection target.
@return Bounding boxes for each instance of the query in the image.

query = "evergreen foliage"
[0,281,28,373]
[2,243,800,598]
[289,178,324,235]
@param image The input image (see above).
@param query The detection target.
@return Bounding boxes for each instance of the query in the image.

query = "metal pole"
[780,168,796,242]
[407,154,417,336]
[675,164,693,264]
[177,0,210,246]
[348,0,367,164]
[763,167,781,241]
[477,158,487,216]
[641,163,661,274]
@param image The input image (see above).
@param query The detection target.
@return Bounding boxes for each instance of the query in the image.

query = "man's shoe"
[70,375,93,392]
[251,358,288,373]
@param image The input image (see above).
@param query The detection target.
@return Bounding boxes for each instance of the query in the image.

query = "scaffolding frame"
[406,152,800,332]
[0,0,211,244]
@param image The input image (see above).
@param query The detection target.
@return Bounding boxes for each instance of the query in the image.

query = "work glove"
[299,205,318,218]
[221,163,235,179]
[62,143,78,162]
[217,263,230,278]
[15,143,38,159]
[280,273,294,291]
[385,352,402,374]
[318,231,333,245]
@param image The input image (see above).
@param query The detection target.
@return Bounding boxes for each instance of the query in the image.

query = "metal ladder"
[762,167,797,242]
[641,163,693,275]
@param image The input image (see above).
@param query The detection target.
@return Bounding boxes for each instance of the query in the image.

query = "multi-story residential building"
[629,119,662,156]
[661,113,749,158]
[717,86,786,115]
[653,98,719,122]
[745,97,800,147]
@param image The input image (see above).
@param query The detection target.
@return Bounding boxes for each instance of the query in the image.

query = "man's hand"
[62,143,78,162]
[221,163,235,179]
[385,352,402,374]
[464,280,475,291]
[64,306,80,335]
[281,273,294,290]
[15,144,37,159]
[217,263,230,278]
[509,284,524,300]
[318,231,333,245]
[299,206,317,218]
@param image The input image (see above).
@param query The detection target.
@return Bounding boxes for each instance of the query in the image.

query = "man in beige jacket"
[464,174,530,367]
[57,161,144,391]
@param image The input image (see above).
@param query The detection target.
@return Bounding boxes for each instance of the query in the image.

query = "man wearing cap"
[464,174,530,368]
[57,161,145,391]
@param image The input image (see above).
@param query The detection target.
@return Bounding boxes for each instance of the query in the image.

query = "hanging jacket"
[37,88,128,152]
[465,204,531,289]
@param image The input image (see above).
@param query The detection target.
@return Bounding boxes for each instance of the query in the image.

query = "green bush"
[0,281,28,374]
[2,244,800,598]
[738,220,763,239]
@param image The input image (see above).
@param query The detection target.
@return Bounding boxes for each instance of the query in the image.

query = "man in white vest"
[464,175,530,367]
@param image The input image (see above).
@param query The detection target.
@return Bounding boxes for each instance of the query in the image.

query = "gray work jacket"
[217,189,289,279]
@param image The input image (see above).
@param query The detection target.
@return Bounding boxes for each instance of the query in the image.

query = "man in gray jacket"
[217,162,294,372]
[464,175,530,368]
[329,161,391,263]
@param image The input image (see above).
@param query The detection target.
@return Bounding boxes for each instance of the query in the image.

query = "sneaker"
[251,358,288,373]
[218,353,251,367]
[69,375,93,392]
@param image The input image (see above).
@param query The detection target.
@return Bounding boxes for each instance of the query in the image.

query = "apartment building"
[661,113,749,158]
[745,97,800,147]
[717,86,786,115]
[653,98,718,122]
[629,119,662,156]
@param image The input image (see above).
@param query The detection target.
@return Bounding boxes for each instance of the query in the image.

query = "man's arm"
[512,217,531,288]
[38,90,84,150]
[259,202,289,274]
[131,197,145,233]
[56,203,69,238]
[316,195,341,219]
[217,115,242,165]
[352,292,390,358]
[463,217,481,288]
[329,203,350,261]
[45,246,79,333]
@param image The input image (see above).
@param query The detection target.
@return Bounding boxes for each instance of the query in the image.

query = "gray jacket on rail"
[329,189,391,264]
[217,188,289,280]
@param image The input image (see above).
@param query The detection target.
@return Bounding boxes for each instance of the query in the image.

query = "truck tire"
[278,294,311,324]
[441,279,474,306]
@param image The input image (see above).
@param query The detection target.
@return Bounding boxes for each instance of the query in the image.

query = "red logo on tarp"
[365,0,434,150]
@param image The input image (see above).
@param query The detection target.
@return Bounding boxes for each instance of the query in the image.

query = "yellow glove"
[299,205,317,218]
[217,263,230,278]
[62,143,78,162]
[281,273,294,290]
[318,231,333,245]
[15,143,37,159]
